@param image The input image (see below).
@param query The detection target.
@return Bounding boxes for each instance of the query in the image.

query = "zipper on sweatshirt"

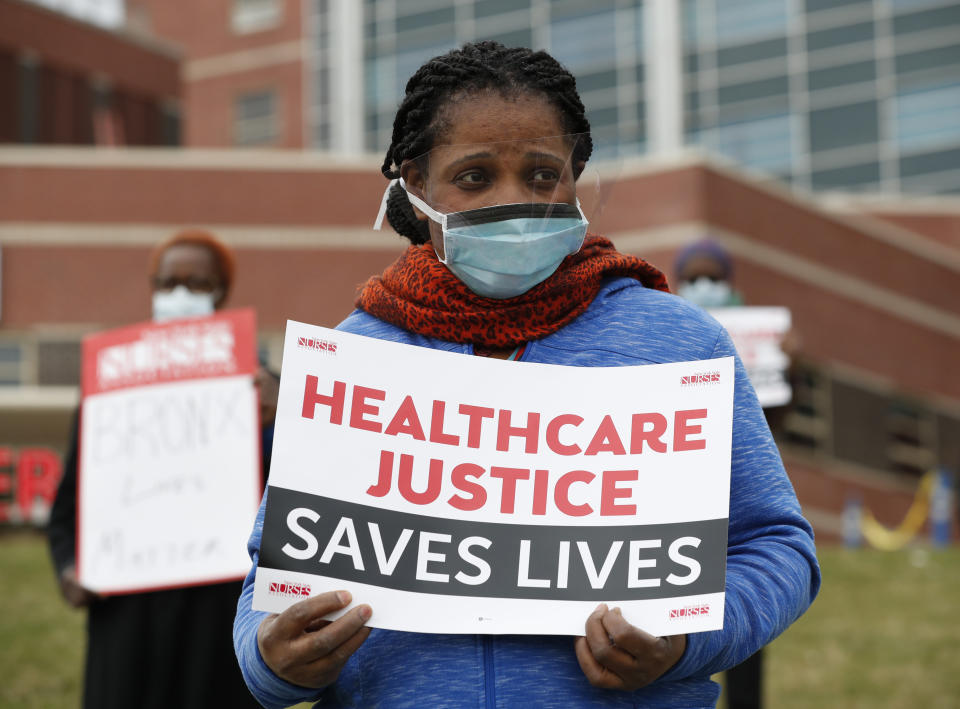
[483,635,496,709]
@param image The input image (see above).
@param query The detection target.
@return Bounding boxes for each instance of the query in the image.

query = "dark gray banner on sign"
[259,485,727,602]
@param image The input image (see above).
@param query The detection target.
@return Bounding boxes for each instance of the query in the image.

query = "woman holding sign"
[234,42,819,708]
[48,231,273,709]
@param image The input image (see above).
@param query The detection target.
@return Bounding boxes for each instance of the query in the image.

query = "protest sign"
[78,309,262,594]
[709,306,792,408]
[254,322,734,637]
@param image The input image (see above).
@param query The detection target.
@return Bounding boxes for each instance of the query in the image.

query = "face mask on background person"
[151,285,217,322]
[375,178,588,299]
[676,276,736,308]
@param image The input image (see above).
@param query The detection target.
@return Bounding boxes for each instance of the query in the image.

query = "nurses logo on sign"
[680,371,721,387]
[669,604,711,619]
[297,337,338,355]
[94,321,237,392]
[269,581,312,598]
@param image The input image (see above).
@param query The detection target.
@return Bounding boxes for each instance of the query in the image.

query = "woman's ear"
[573,160,586,180]
[399,160,429,222]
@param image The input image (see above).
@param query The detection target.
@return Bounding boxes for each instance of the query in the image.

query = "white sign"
[710,306,792,408]
[78,310,262,594]
[253,322,735,637]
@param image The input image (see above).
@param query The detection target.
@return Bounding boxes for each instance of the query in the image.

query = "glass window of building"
[475,0,531,19]
[0,342,23,387]
[311,0,332,149]
[891,0,955,8]
[896,80,960,152]
[231,0,283,34]
[811,161,881,191]
[895,44,960,76]
[717,38,789,68]
[37,341,81,387]
[892,3,960,35]
[718,75,789,105]
[830,380,890,471]
[713,0,789,47]
[805,0,872,12]
[806,21,875,53]
[702,113,793,172]
[900,147,960,179]
[682,0,700,47]
[234,89,278,146]
[549,7,618,72]
[807,60,876,92]
[809,100,878,152]
[395,6,455,35]
[17,57,39,144]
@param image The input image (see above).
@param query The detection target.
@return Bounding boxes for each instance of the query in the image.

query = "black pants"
[83,582,260,709]
[726,649,763,709]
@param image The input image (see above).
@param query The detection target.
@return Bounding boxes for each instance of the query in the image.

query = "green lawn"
[1,531,958,708]
[0,531,85,709]
[765,546,960,709]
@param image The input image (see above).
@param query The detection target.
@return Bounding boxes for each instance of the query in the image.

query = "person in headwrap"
[674,239,744,309]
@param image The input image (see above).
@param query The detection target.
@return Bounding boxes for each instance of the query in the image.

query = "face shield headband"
[374,178,588,299]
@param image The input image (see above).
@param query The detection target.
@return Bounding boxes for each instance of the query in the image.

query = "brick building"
[1,146,957,538]
[0,0,180,146]
[1,0,956,537]
[124,0,309,147]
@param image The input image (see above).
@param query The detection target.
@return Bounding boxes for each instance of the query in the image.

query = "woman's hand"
[58,565,99,608]
[257,591,372,689]
[575,604,686,691]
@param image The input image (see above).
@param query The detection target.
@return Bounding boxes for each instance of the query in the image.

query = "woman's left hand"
[575,604,686,691]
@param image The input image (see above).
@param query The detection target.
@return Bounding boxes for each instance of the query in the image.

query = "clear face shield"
[375,133,618,299]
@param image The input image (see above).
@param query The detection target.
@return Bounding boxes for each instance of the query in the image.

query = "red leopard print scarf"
[356,235,670,348]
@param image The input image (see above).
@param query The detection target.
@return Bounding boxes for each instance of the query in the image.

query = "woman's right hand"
[257,591,372,689]
[58,565,99,608]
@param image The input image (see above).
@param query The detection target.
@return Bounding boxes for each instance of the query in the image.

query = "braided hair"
[381,41,593,244]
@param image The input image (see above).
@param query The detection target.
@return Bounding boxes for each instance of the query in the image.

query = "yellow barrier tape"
[860,470,936,551]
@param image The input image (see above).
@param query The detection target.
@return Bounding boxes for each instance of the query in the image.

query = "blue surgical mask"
[375,178,588,299]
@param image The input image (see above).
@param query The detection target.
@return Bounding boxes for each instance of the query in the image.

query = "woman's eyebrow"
[524,151,566,164]
[447,151,494,168]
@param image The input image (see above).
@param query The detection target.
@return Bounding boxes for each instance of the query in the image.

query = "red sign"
[0,447,62,524]
[82,309,257,397]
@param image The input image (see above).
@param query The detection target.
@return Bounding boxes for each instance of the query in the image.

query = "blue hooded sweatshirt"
[234,277,820,708]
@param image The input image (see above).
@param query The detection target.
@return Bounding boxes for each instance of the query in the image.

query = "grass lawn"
[0,531,85,709]
[765,546,960,709]
[1,530,958,708]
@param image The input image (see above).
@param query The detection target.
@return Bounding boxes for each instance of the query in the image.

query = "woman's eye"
[531,169,559,182]
[455,170,486,185]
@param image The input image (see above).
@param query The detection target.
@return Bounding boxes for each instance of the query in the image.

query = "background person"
[47,230,273,709]
[674,239,744,309]
[674,239,768,709]
[234,41,819,709]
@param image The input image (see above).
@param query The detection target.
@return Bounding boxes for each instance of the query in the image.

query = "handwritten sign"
[709,306,792,408]
[253,322,734,637]
[78,310,262,594]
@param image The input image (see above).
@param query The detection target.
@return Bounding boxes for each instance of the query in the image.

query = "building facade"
[258,0,960,195]
[29,0,949,195]
[2,0,958,534]
[1,147,958,538]
[123,0,310,147]
[0,0,181,146]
